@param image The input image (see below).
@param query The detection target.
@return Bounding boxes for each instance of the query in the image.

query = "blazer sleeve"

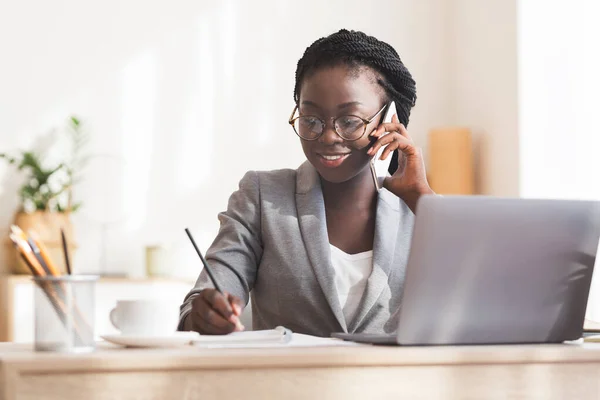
[178,171,263,330]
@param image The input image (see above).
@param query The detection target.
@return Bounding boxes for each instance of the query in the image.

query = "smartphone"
[369,101,397,191]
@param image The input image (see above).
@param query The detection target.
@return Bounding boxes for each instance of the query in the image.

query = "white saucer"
[101,331,201,348]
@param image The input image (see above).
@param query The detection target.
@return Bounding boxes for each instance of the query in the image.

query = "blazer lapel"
[295,162,347,332]
[347,189,402,333]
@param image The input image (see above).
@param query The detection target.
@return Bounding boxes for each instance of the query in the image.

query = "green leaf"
[35,200,46,211]
[0,153,17,164]
[48,163,65,177]
[21,185,36,196]
[18,152,44,174]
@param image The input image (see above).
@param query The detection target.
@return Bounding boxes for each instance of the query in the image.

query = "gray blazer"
[179,161,415,337]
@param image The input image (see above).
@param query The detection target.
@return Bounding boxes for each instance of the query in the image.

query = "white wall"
[0,0,453,277]
[518,0,600,320]
[518,0,600,200]
[450,0,520,196]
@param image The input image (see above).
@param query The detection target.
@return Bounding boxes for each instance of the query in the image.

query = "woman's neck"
[320,167,378,211]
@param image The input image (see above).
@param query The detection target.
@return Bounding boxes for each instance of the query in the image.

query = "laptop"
[332,195,600,345]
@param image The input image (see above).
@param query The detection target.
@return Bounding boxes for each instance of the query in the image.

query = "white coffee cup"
[109,300,179,336]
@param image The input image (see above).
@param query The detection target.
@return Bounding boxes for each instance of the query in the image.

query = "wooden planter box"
[6,211,76,275]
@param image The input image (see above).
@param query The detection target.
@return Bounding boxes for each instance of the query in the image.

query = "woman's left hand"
[367,114,435,212]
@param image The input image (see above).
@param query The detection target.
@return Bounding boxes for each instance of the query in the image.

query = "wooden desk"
[2,342,600,399]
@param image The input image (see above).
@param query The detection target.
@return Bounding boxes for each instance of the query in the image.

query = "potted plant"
[1,117,88,274]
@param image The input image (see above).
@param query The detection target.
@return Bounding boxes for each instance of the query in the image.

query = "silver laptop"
[333,195,600,345]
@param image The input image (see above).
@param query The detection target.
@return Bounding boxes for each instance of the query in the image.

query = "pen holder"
[32,275,98,352]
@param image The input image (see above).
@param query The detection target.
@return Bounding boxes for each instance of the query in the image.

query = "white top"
[329,244,374,325]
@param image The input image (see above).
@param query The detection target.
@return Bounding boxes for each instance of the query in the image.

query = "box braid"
[294,29,417,174]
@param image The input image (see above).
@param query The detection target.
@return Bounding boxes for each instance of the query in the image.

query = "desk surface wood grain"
[2,342,600,400]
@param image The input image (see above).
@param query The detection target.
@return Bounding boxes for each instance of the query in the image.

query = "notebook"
[102,326,360,348]
[192,326,293,347]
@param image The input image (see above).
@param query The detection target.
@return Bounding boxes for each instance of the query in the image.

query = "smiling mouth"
[319,154,349,160]
[316,153,350,168]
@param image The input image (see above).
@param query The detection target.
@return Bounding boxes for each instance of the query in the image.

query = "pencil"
[9,234,45,276]
[184,228,223,293]
[28,230,61,276]
[27,238,51,275]
[60,228,72,275]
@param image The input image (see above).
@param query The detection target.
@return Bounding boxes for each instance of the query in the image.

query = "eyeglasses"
[288,104,387,141]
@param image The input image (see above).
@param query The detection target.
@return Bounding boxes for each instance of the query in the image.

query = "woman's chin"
[311,161,368,185]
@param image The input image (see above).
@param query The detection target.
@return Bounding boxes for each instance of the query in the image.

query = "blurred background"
[1,0,599,338]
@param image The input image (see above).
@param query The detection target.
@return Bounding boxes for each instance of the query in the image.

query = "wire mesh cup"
[32,275,98,352]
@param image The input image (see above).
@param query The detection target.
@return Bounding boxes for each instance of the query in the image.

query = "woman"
[179,29,435,336]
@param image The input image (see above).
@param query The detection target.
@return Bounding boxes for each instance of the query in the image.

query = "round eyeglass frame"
[288,104,387,141]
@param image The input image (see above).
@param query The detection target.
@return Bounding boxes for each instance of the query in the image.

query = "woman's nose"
[318,124,343,145]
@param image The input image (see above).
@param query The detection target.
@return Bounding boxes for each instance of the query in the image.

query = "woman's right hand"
[189,289,244,334]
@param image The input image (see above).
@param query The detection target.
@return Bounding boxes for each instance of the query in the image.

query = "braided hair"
[294,29,417,174]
